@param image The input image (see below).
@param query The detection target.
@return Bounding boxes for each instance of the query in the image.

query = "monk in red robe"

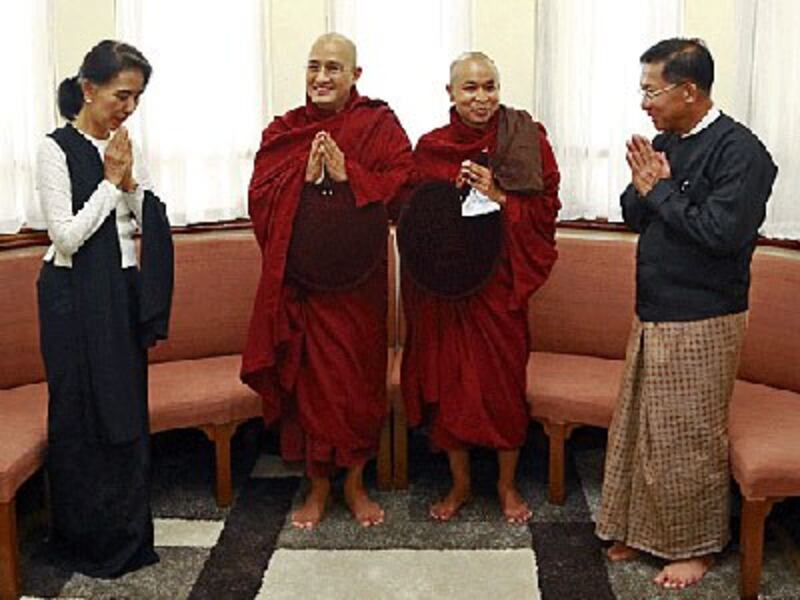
[241,33,413,528]
[401,52,561,523]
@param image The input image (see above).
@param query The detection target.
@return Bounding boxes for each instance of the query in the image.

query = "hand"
[104,127,133,187]
[626,134,670,197]
[119,137,138,192]
[320,133,348,182]
[305,131,325,183]
[120,166,138,193]
[459,160,506,206]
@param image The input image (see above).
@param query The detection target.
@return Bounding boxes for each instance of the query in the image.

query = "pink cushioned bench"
[524,230,800,600]
[0,231,261,599]
[0,227,398,600]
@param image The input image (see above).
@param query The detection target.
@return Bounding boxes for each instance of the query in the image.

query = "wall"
[472,0,536,111]
[683,0,738,116]
[266,0,326,116]
[54,0,115,84]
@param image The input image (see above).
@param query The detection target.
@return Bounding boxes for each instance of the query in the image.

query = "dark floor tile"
[531,522,615,600]
[187,477,299,600]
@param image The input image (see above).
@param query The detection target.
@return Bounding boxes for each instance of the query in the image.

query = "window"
[0,1,55,233]
[740,0,800,239]
[116,0,267,225]
[329,0,472,144]
[534,0,682,222]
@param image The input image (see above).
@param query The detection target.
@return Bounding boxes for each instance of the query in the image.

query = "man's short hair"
[449,51,500,86]
[640,38,714,94]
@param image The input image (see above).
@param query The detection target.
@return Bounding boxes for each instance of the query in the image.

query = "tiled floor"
[16,423,800,599]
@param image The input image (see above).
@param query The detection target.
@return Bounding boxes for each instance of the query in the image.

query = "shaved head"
[310,32,358,70]
[306,32,361,112]
[449,52,500,86]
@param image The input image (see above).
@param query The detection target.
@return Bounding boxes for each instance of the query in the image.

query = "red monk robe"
[401,107,561,451]
[242,91,413,476]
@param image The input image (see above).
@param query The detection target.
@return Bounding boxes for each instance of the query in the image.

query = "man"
[596,38,777,589]
[400,52,561,523]
[241,33,413,528]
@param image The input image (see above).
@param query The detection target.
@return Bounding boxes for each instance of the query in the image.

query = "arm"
[503,127,561,306]
[37,138,121,258]
[620,183,652,233]
[619,134,670,233]
[644,139,773,256]
[504,124,560,225]
[344,114,414,207]
[248,116,307,251]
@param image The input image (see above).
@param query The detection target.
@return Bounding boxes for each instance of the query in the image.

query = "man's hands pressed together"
[626,134,670,197]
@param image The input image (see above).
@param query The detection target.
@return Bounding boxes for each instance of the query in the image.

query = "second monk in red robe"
[401,52,561,523]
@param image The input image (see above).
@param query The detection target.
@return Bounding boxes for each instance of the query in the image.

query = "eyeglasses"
[639,83,681,101]
[306,62,347,77]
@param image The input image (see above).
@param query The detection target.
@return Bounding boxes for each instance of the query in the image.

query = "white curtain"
[741,0,800,240]
[0,0,55,233]
[329,0,472,144]
[116,0,266,226]
[534,0,682,222]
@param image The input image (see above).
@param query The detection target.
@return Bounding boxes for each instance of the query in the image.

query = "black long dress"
[37,124,173,577]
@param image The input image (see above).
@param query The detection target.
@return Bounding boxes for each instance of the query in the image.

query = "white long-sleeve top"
[36,128,155,268]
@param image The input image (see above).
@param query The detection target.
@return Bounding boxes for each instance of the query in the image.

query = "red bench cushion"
[148,355,260,432]
[730,380,800,499]
[528,233,636,359]
[0,247,46,388]
[526,351,623,429]
[0,384,47,503]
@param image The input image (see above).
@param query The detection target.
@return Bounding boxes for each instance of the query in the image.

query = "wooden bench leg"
[377,414,392,491]
[200,422,238,508]
[541,421,576,505]
[0,499,21,600]
[392,391,408,490]
[739,496,777,600]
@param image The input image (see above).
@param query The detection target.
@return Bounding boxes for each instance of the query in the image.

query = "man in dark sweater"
[596,38,777,590]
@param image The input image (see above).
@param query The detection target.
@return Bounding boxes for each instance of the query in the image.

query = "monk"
[241,33,413,528]
[401,52,561,523]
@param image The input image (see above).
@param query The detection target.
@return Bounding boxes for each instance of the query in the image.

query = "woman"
[36,39,172,577]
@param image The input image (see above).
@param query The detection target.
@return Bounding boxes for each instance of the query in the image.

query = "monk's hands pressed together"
[320,133,348,182]
[305,131,326,183]
[626,134,670,197]
[104,126,133,189]
[305,131,348,183]
[457,160,506,206]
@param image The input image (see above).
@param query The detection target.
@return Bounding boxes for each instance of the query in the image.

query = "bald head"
[447,51,501,129]
[310,33,358,70]
[306,32,362,113]
[449,52,500,86]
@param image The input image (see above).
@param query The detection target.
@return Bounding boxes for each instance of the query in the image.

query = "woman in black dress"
[36,39,172,577]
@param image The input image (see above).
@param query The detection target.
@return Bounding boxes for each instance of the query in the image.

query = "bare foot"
[497,484,532,524]
[344,482,385,527]
[607,542,640,562]
[291,479,329,529]
[654,556,713,589]
[429,485,471,521]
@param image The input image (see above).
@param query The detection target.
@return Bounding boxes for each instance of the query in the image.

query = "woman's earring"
[84,97,92,104]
